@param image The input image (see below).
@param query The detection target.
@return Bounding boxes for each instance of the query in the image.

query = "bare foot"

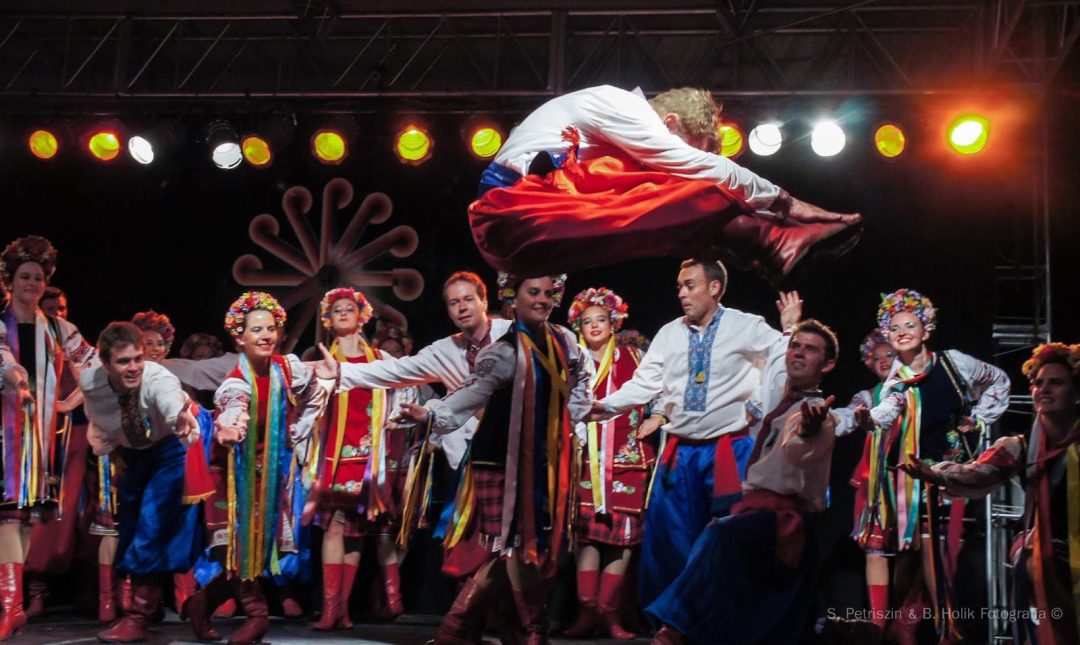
[788,196,862,225]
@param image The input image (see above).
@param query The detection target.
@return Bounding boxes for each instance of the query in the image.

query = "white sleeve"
[214,376,251,431]
[0,321,16,388]
[579,88,781,207]
[148,369,190,434]
[946,350,1012,425]
[286,355,333,444]
[57,317,99,377]
[426,342,515,434]
[338,344,444,391]
[161,353,239,391]
[833,389,873,437]
[601,331,666,412]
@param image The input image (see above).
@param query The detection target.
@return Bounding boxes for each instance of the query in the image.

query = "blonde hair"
[648,88,720,150]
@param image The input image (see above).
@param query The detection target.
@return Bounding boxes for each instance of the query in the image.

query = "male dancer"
[590,259,801,609]
[80,322,204,643]
[471,85,861,285]
[647,320,841,645]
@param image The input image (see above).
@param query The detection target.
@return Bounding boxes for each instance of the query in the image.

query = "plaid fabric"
[573,503,644,546]
[473,468,506,537]
[315,508,394,537]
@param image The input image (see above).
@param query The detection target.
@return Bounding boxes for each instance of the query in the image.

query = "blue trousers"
[116,436,202,575]
[639,437,752,611]
[645,510,820,645]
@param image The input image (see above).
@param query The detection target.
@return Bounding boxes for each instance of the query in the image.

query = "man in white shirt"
[80,322,203,643]
[589,258,801,609]
[470,85,862,286]
[647,320,841,645]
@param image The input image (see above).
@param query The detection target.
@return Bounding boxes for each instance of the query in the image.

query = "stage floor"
[17,609,649,644]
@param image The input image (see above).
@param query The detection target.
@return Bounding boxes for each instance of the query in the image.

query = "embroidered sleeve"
[946,349,1012,425]
[286,354,332,444]
[0,320,16,388]
[57,317,99,376]
[214,376,251,441]
[833,389,873,437]
[932,434,1025,498]
[426,341,514,434]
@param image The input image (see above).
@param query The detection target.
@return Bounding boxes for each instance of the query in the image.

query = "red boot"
[312,564,344,631]
[174,570,198,614]
[119,575,133,615]
[228,579,268,645]
[99,564,117,623]
[0,563,27,641]
[562,568,600,637]
[597,572,635,640]
[181,573,228,642]
[433,577,491,645]
[511,586,550,645]
[339,562,358,629]
[97,575,160,643]
[24,576,46,618]
[381,561,404,620]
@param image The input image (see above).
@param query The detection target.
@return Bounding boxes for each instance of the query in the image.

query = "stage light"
[311,116,356,165]
[87,128,122,162]
[241,135,273,167]
[28,129,59,160]
[241,115,296,168]
[395,121,433,165]
[874,124,906,158]
[810,120,846,157]
[716,123,744,158]
[206,120,242,169]
[461,116,504,160]
[748,123,782,156]
[128,120,185,165]
[947,114,989,155]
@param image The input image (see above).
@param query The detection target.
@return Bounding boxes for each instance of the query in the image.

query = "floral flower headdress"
[497,272,568,308]
[131,310,176,349]
[224,291,287,338]
[859,329,890,363]
[319,287,374,329]
[616,329,651,353]
[1,235,57,289]
[877,288,937,334]
[1022,342,1080,380]
[567,287,629,333]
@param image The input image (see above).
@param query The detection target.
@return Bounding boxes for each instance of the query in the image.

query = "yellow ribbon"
[584,337,615,510]
[328,337,386,514]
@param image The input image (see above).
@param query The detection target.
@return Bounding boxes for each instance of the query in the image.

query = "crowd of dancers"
[0,83,1076,645]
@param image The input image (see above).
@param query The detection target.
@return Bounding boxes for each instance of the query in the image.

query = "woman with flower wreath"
[0,235,98,640]
[854,288,1010,644]
[396,273,593,645]
[308,287,403,630]
[181,291,335,645]
[561,287,658,640]
[903,343,1080,645]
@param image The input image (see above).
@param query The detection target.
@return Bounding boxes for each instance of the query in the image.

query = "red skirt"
[473,468,506,538]
[573,504,643,546]
[469,154,752,275]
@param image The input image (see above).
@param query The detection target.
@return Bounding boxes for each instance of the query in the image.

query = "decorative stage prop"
[232,177,423,352]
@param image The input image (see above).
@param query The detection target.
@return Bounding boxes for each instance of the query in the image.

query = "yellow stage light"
[28,130,59,160]
[874,124,906,158]
[947,115,990,155]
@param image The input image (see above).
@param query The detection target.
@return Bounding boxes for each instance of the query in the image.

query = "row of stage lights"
[23,111,991,168]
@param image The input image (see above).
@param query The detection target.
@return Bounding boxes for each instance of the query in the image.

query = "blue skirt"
[116,435,203,575]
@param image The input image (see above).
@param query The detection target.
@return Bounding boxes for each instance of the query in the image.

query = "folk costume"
[183,292,332,645]
[647,346,837,645]
[564,287,654,639]
[598,304,788,610]
[859,289,1010,641]
[928,343,1080,645]
[0,236,98,640]
[82,359,211,643]
[468,85,860,285]
[426,274,594,644]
